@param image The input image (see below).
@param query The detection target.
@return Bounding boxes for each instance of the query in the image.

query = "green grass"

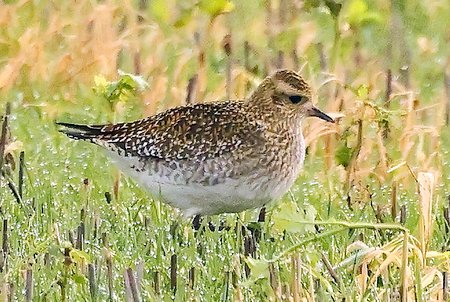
[3,101,449,301]
[1,0,450,301]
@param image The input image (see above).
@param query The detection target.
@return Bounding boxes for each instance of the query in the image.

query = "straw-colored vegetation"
[0,0,449,301]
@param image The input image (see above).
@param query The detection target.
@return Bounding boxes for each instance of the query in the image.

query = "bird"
[57,70,334,217]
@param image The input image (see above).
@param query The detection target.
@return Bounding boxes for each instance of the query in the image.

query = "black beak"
[308,107,334,123]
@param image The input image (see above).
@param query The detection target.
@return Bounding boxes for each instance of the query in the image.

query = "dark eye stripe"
[289,95,306,104]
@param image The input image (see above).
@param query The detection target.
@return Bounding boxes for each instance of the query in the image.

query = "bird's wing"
[57,101,266,161]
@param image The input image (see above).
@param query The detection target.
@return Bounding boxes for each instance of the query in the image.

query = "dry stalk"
[417,172,435,266]
[400,230,409,302]
[269,262,282,300]
[232,254,243,302]
[291,254,301,302]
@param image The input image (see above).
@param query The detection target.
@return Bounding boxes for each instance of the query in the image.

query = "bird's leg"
[207,218,216,232]
[258,207,266,222]
[192,215,230,232]
[191,215,214,232]
[242,207,267,243]
[192,215,216,232]
[192,214,202,231]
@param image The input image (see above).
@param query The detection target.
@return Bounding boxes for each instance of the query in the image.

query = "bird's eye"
[288,95,307,104]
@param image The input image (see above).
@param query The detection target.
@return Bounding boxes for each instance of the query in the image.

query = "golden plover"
[58,70,334,217]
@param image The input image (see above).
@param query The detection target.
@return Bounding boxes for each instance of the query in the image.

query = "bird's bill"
[308,107,334,123]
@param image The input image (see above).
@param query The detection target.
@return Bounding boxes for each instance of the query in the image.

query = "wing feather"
[58,101,266,161]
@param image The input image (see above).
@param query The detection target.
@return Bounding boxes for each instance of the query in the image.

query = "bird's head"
[250,70,334,123]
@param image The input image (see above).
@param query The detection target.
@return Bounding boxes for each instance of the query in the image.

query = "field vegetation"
[0,0,449,301]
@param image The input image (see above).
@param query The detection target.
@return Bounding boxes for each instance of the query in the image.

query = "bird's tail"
[56,122,106,142]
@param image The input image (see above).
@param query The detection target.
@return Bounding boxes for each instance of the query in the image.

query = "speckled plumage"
[58,70,334,216]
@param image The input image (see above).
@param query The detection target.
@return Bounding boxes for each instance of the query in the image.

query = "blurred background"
[0,0,449,301]
[1,0,449,184]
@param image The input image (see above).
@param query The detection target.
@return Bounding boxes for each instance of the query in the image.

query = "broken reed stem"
[2,219,8,256]
[185,74,198,105]
[385,69,392,105]
[400,205,407,225]
[1,219,7,274]
[60,247,72,302]
[124,270,133,302]
[0,104,21,205]
[391,182,398,221]
[76,222,84,251]
[243,232,256,277]
[4,282,13,302]
[126,268,140,302]
[104,192,112,204]
[4,173,21,205]
[170,254,177,293]
[258,207,266,222]
[18,151,24,199]
[0,103,10,185]
[444,197,450,301]
[269,262,282,300]
[153,271,160,295]
[136,262,144,295]
[93,217,99,240]
[223,33,232,101]
[443,271,448,301]
[68,230,75,247]
[107,260,113,301]
[444,207,450,236]
[189,267,195,289]
[321,252,341,287]
[383,69,392,138]
[222,270,229,301]
[25,269,33,302]
[88,264,96,301]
